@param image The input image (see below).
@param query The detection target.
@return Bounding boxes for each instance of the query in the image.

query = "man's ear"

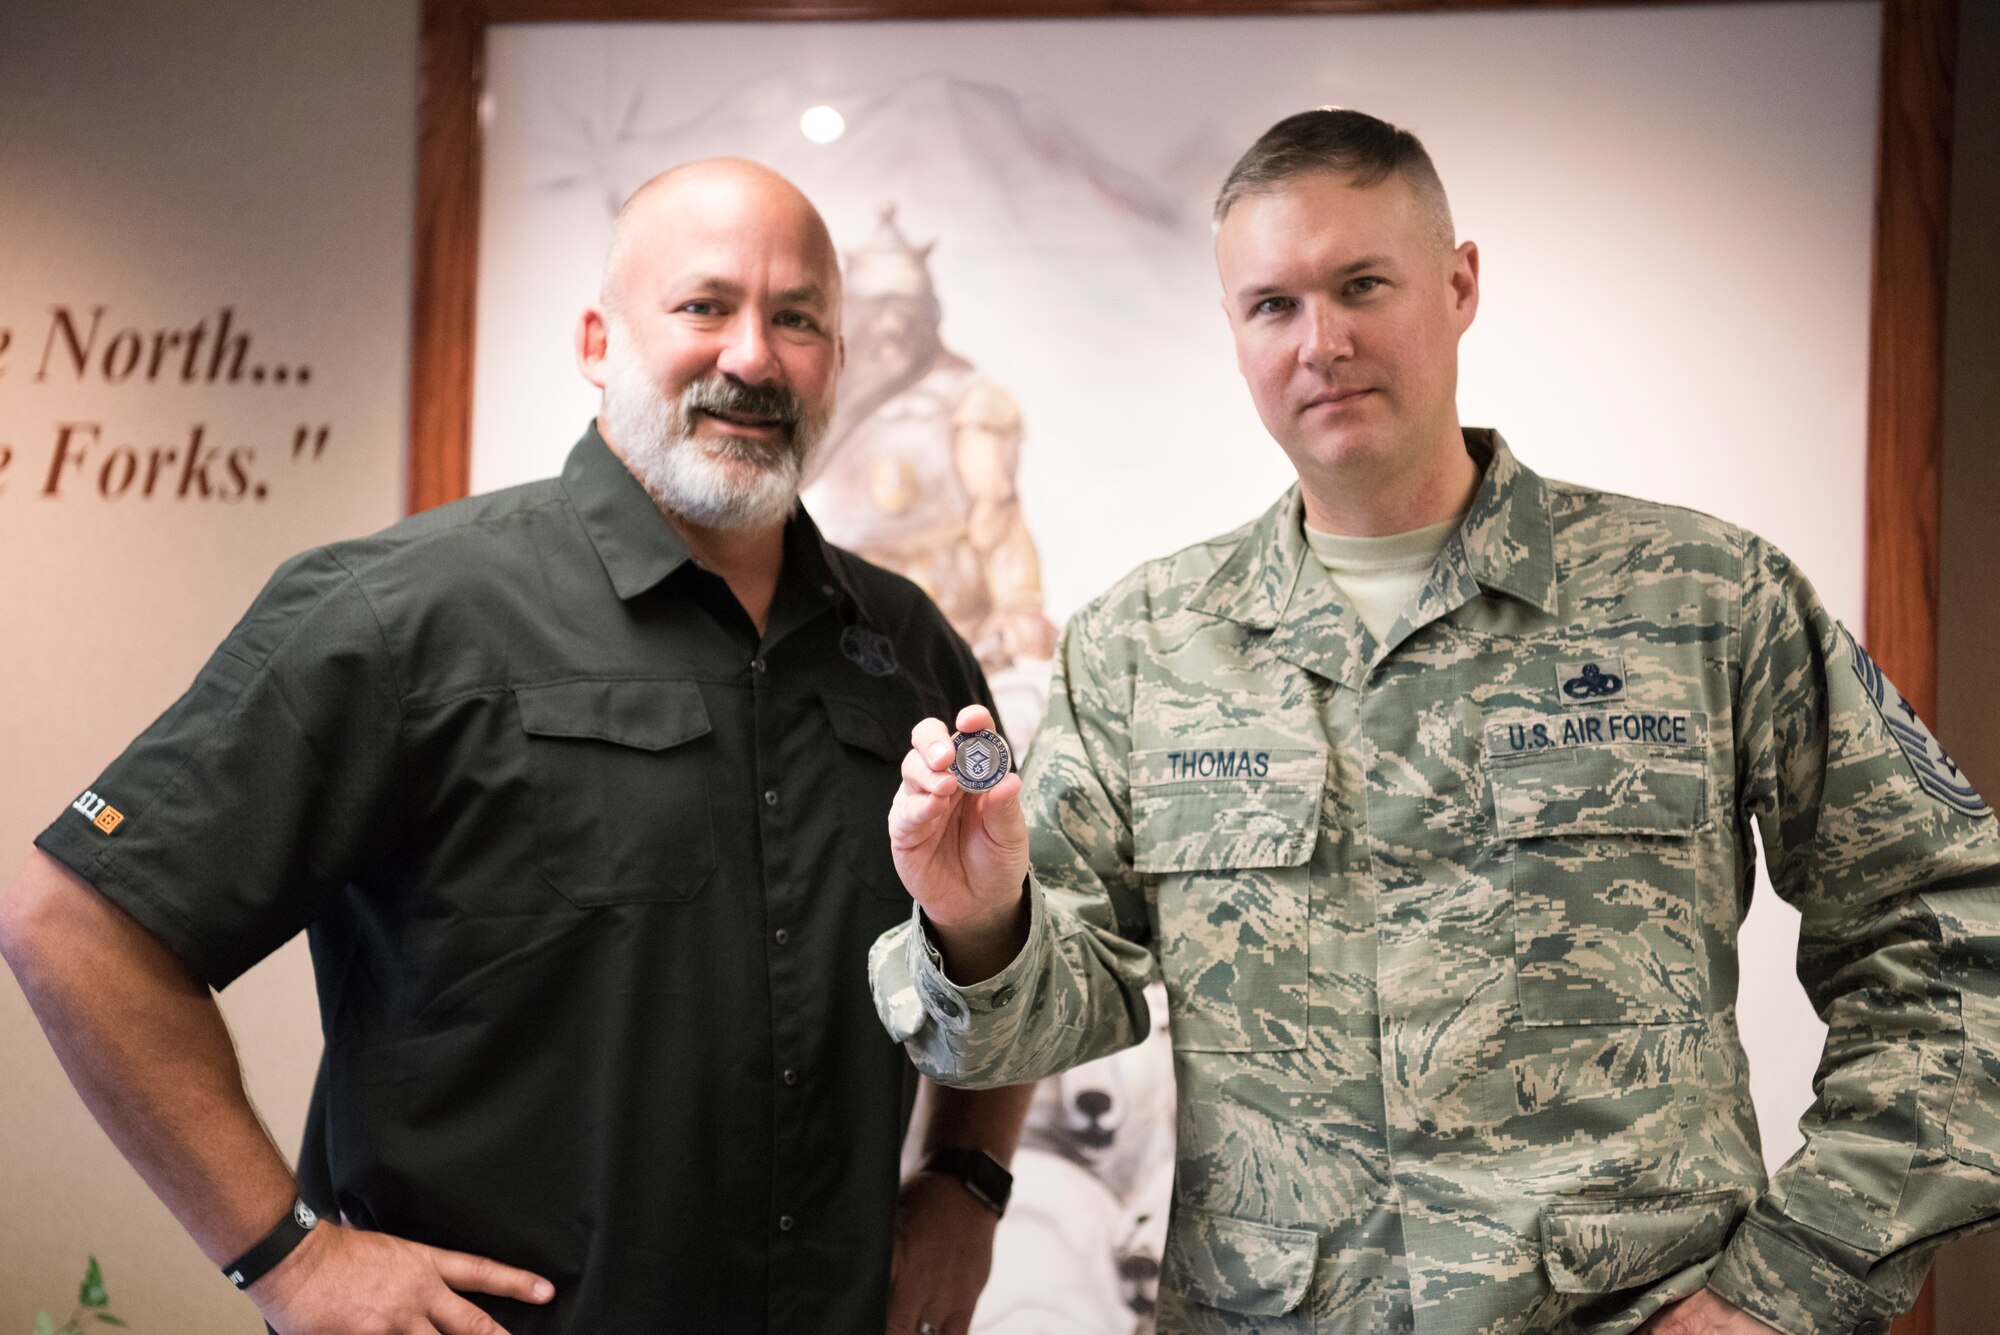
[1451,241,1481,332]
[576,306,611,389]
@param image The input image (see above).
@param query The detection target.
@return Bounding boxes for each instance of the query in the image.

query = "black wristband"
[222,1197,319,1290]
[923,1148,1012,1216]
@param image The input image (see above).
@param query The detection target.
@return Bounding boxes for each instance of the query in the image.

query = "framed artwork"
[412,4,1959,1332]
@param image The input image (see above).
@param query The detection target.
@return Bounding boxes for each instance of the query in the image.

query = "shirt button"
[991,985,1016,1009]
[764,789,779,806]
[778,1214,795,1232]
[751,657,767,673]
[783,1069,798,1086]
[821,583,836,596]
[774,928,789,945]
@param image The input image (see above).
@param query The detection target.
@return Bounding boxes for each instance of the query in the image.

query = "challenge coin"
[949,729,1012,792]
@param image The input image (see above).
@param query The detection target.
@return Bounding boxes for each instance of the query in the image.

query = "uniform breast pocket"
[515,679,716,906]
[1131,745,1324,1053]
[1485,719,1708,1026]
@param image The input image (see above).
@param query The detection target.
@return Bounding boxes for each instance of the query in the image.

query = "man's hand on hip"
[1639,1289,1782,1335]
[253,1222,553,1335]
[893,705,1031,983]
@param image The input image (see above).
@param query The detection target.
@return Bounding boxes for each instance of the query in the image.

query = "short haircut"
[1213,108,1456,252]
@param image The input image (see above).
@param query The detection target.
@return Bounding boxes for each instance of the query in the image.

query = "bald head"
[576,159,845,533]
[601,158,841,319]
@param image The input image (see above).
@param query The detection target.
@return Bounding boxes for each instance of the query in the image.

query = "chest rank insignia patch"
[1556,658,1626,705]
[1842,626,1988,817]
[841,624,900,678]
[71,789,125,834]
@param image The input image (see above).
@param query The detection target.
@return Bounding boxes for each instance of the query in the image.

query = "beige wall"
[0,1,414,1326]
[1932,0,2000,1326]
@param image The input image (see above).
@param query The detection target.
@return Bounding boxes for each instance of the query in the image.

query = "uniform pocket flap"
[822,691,908,763]
[1130,745,1323,874]
[1487,726,1707,839]
[1539,1188,1743,1295]
[515,679,711,751]
[1166,1205,1318,1316]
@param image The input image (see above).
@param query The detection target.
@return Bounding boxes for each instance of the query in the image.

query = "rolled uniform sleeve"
[870,596,1157,1087]
[35,549,404,989]
[1709,538,2000,1335]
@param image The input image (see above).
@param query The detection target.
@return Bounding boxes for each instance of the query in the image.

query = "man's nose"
[1297,301,1354,372]
[716,313,781,386]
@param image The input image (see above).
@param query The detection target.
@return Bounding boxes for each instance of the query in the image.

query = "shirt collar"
[776,504,875,628]
[1192,427,1559,635]
[562,421,873,619]
[563,422,694,601]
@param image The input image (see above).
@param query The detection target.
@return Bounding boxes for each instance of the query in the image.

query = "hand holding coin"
[890,704,1032,981]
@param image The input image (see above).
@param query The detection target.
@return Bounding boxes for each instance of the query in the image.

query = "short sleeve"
[34,549,405,989]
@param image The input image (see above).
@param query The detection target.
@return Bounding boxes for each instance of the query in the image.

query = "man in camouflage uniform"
[869,110,2000,1335]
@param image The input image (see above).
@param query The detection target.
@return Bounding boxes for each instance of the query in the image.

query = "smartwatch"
[923,1148,1013,1216]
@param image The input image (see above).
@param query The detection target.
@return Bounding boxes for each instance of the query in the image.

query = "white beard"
[600,326,831,531]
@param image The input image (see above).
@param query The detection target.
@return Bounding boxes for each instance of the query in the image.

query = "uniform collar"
[1190,428,1558,686]
[562,421,869,618]
[1455,428,1559,616]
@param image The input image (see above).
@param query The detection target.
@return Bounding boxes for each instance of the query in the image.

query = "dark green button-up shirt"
[39,424,990,1332]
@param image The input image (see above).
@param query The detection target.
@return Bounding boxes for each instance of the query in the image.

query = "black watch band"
[222,1197,319,1290]
[923,1148,1012,1216]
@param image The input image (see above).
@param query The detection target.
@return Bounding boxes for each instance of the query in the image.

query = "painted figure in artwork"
[805,205,1058,678]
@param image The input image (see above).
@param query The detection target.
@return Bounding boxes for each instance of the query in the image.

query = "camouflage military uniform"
[872,431,2000,1335]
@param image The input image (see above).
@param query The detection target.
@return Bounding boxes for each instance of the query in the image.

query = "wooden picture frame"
[408,3,1959,1331]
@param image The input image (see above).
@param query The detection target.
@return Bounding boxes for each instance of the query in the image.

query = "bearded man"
[0,160,1029,1335]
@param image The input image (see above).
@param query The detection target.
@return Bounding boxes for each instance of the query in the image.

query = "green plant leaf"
[95,1317,127,1328]
[78,1257,107,1309]
[35,1313,58,1335]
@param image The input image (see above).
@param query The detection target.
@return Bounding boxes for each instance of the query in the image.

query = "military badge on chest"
[1554,657,1626,705]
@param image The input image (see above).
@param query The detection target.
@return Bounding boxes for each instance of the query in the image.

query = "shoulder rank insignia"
[1842,626,1988,817]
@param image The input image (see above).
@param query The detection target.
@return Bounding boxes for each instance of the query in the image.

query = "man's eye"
[679,300,721,316]
[1253,296,1293,317]
[1348,277,1384,297]
[776,311,818,331]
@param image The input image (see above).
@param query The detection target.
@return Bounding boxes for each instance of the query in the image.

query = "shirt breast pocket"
[823,689,930,900]
[1131,745,1324,1053]
[1485,726,1708,1026]
[515,679,717,906]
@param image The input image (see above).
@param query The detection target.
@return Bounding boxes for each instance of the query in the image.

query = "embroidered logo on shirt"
[72,790,124,834]
[1842,626,1988,817]
[1556,658,1626,704]
[841,625,900,678]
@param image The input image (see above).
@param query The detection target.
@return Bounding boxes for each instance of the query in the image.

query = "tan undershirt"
[1304,515,1463,642]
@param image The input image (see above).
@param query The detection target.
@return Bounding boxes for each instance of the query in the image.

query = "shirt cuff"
[1707,1215,1898,1335]
[871,879,1049,1043]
